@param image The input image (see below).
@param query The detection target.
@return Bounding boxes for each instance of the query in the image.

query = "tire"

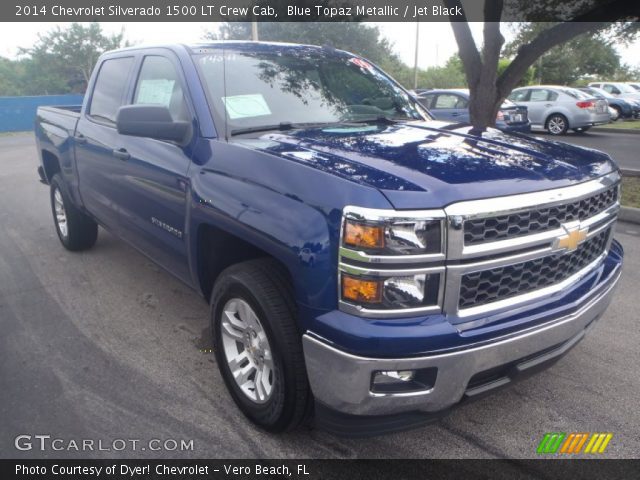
[572,127,591,134]
[545,114,569,135]
[210,258,311,432]
[50,174,98,251]
[610,106,621,121]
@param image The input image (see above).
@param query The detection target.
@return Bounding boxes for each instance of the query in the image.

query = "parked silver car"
[588,82,640,102]
[508,86,610,135]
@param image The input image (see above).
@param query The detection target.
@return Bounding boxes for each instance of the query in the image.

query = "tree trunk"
[444,0,636,132]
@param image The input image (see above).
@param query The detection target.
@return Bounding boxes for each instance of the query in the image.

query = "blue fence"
[0,94,84,132]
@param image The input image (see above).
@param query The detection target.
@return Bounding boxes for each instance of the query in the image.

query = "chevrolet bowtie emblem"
[555,222,589,252]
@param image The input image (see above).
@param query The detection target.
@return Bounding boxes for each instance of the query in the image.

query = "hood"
[235,121,616,209]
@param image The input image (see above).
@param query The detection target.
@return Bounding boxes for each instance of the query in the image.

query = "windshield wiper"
[230,121,334,136]
[344,115,410,125]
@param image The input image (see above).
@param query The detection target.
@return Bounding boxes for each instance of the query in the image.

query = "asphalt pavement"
[532,129,639,170]
[1,132,639,459]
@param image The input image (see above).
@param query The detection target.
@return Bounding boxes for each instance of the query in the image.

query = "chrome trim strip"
[445,171,620,218]
[445,172,620,261]
[339,263,445,277]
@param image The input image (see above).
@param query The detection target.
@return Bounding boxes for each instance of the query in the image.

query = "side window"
[433,94,460,109]
[529,89,551,102]
[509,90,530,102]
[133,56,189,122]
[548,91,558,101]
[89,57,135,123]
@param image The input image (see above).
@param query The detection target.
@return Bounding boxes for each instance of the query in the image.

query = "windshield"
[195,48,428,135]
[617,83,637,93]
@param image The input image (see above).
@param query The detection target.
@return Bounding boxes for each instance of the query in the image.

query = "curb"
[593,126,640,135]
[619,206,640,225]
[621,168,640,177]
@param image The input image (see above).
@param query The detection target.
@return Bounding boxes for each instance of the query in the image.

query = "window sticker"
[222,94,272,119]
[136,79,175,106]
[349,57,373,70]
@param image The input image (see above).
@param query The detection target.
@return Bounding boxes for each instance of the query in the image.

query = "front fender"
[188,139,393,330]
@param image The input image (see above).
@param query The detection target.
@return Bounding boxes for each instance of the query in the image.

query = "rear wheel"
[211,258,311,432]
[50,174,98,251]
[610,106,621,121]
[545,114,569,135]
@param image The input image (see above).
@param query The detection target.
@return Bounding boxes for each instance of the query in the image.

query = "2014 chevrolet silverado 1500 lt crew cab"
[35,42,623,436]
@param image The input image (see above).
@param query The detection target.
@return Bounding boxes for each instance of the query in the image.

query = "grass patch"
[598,120,640,130]
[622,176,640,208]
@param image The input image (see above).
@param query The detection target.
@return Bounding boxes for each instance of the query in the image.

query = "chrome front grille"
[459,227,611,309]
[463,185,618,245]
[444,172,620,320]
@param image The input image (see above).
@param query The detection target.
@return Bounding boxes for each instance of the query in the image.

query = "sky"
[0,22,638,70]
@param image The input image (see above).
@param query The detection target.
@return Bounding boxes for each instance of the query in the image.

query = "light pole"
[252,21,259,41]
[413,23,420,90]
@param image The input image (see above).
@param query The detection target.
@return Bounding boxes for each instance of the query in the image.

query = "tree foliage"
[505,24,622,85]
[0,23,126,96]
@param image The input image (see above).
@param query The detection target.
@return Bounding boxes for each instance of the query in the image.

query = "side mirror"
[116,105,190,143]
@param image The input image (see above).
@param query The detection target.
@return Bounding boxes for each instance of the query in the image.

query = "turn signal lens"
[344,220,384,249]
[342,275,382,304]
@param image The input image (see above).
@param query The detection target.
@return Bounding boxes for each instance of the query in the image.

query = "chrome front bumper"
[303,267,621,416]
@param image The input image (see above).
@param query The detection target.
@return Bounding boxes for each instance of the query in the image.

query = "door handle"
[451,112,461,117]
[112,148,130,161]
[545,104,553,107]
[74,134,87,144]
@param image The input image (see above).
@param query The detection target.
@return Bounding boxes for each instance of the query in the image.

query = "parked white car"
[625,82,640,92]
[588,82,640,102]
[508,86,610,135]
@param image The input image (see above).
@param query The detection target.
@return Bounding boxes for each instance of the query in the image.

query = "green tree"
[19,23,127,94]
[505,25,621,85]
[0,57,25,96]
[205,22,411,85]
[417,55,467,89]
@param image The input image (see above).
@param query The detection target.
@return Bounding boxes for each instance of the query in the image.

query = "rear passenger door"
[76,56,136,231]
[524,89,555,126]
[113,52,194,283]
[430,93,469,122]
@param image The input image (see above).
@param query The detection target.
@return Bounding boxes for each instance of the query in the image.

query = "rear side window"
[133,56,189,122]
[89,57,134,123]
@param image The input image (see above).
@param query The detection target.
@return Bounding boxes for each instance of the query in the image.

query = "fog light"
[371,368,438,394]
[375,370,415,383]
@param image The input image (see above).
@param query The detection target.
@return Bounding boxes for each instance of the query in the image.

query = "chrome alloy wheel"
[220,298,275,404]
[53,188,68,238]
[548,116,566,134]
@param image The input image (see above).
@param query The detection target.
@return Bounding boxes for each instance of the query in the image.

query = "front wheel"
[210,258,311,432]
[50,174,98,251]
[546,114,569,135]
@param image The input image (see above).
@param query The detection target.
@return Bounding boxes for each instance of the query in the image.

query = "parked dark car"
[577,86,639,120]
[416,88,531,133]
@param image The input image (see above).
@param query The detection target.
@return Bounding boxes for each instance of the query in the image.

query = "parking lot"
[1,132,639,459]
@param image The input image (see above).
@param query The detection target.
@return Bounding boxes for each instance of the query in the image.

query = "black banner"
[5,0,640,22]
[3,459,640,480]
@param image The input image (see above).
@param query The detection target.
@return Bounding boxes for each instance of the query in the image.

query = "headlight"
[341,207,444,257]
[339,206,445,317]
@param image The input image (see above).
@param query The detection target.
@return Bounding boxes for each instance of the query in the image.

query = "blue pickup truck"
[35,42,623,436]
